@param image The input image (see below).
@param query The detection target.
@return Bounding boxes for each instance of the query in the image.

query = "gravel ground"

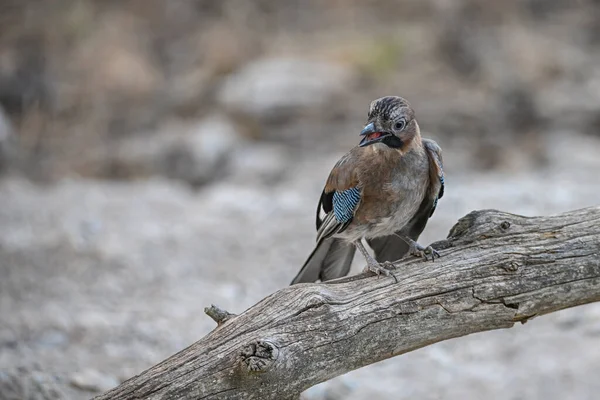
[1,132,600,400]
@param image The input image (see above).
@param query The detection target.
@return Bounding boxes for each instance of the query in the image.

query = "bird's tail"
[290,238,356,285]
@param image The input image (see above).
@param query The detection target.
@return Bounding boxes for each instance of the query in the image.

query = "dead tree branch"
[95,207,600,400]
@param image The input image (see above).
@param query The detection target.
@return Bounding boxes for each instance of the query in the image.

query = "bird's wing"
[367,138,444,262]
[422,138,444,217]
[315,151,362,243]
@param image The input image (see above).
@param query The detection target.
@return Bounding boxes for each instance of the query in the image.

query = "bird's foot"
[354,240,397,282]
[362,260,396,277]
[408,241,440,261]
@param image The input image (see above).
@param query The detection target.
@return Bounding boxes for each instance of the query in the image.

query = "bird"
[290,96,444,285]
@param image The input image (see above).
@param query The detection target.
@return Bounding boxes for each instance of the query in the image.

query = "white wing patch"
[318,203,328,222]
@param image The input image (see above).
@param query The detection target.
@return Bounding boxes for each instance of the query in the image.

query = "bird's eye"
[393,119,406,131]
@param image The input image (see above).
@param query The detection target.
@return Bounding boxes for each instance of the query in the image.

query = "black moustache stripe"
[382,135,403,149]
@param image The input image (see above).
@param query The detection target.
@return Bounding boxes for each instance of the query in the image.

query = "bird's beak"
[360,122,376,137]
[359,122,389,147]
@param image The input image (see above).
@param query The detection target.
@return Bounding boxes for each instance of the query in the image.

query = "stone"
[0,105,14,173]
[107,115,244,185]
[161,115,243,186]
[218,58,356,120]
[0,106,11,143]
[69,369,118,393]
[0,368,67,400]
[229,143,290,184]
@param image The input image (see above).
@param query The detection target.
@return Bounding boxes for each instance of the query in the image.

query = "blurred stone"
[218,58,356,120]
[0,105,11,142]
[587,110,600,136]
[102,116,244,185]
[229,143,290,184]
[499,84,541,133]
[526,0,573,20]
[437,22,481,80]
[161,115,244,187]
[72,13,161,101]
[0,105,13,173]
[36,329,69,349]
[0,368,67,400]
[69,369,118,393]
[0,38,50,117]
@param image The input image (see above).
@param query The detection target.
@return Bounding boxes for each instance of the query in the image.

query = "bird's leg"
[401,236,440,261]
[354,240,396,277]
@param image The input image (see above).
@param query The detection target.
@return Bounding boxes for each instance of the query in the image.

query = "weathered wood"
[95,207,600,400]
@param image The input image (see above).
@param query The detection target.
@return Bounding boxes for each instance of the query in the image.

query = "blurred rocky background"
[1,1,600,399]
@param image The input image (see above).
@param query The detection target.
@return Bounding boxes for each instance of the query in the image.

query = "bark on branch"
[95,207,600,400]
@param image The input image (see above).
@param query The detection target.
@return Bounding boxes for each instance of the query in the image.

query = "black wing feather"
[316,190,333,230]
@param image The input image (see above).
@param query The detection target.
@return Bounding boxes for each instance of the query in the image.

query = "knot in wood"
[500,221,511,230]
[240,340,279,373]
[503,261,519,272]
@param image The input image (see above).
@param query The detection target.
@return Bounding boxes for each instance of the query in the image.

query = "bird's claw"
[409,242,440,261]
[363,261,396,276]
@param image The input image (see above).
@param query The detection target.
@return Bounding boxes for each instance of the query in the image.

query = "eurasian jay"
[291,96,444,284]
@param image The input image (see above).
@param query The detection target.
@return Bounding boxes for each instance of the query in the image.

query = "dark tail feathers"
[290,238,356,285]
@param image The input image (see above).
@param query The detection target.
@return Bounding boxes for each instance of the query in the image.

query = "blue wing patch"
[332,187,361,223]
[430,171,445,217]
[438,172,445,199]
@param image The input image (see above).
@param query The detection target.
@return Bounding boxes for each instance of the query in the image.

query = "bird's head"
[359,96,420,151]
